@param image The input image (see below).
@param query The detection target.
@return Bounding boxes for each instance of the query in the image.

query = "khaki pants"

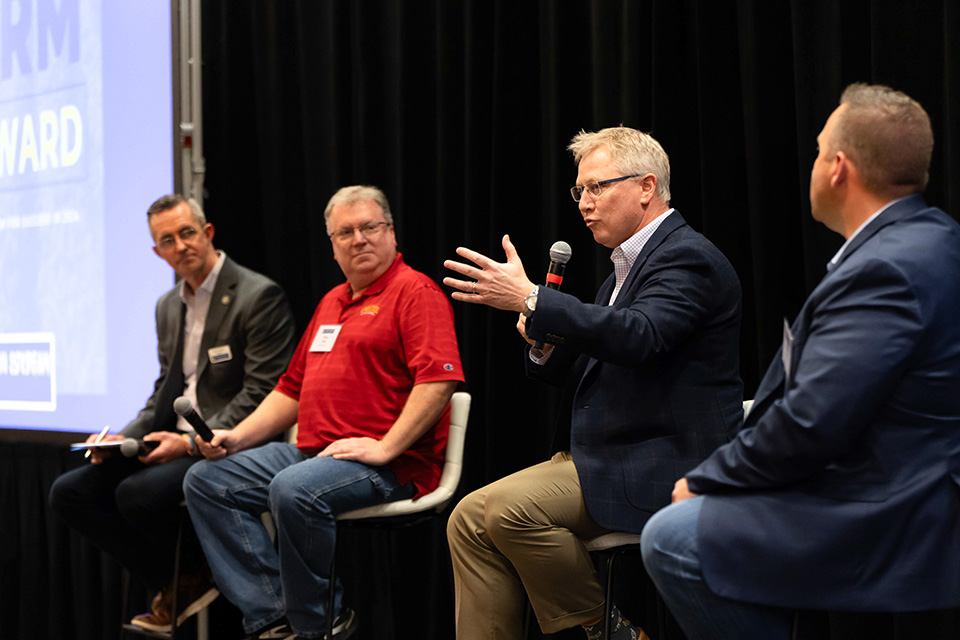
[447,452,609,638]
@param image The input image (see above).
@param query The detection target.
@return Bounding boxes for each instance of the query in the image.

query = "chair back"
[337,390,471,520]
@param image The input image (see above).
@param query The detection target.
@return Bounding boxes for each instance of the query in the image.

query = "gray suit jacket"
[121,256,295,439]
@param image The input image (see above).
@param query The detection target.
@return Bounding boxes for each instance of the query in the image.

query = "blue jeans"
[183,442,414,639]
[640,496,799,640]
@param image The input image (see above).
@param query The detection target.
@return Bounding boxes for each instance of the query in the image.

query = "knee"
[48,472,76,516]
[267,467,315,521]
[479,486,530,548]
[49,467,101,522]
[182,460,216,505]
[640,499,697,579]
[447,490,484,546]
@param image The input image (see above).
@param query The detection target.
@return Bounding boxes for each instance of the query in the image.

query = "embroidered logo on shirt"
[360,305,380,316]
[443,363,455,371]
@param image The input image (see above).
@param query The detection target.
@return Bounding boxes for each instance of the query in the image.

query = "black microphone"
[119,438,160,457]
[534,241,572,349]
[173,396,215,441]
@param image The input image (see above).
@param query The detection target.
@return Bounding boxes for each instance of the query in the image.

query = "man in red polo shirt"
[183,185,463,640]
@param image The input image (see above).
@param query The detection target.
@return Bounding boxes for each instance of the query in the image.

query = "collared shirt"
[608,208,674,304]
[177,251,226,431]
[275,253,464,496]
[828,196,909,269]
[530,208,675,363]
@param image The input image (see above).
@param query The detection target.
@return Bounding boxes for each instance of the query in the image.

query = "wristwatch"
[522,285,539,318]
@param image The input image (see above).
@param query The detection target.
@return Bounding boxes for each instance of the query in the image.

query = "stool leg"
[119,569,131,640]
[327,535,338,640]
[603,550,618,640]
[197,607,209,640]
[168,509,185,640]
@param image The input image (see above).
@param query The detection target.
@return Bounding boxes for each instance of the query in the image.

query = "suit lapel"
[580,211,687,382]
[154,301,186,430]
[197,257,239,382]
[613,211,686,308]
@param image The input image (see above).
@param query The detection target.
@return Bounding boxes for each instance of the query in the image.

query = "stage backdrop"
[4,2,958,639]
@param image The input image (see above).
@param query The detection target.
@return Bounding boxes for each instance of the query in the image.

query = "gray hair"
[323,185,393,233]
[832,83,933,194]
[146,194,207,227]
[568,126,671,203]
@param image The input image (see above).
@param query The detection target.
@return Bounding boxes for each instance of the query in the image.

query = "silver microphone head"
[120,438,141,458]
[173,396,192,416]
[549,241,572,264]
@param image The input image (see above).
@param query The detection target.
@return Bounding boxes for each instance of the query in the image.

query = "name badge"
[208,345,233,363]
[310,325,342,352]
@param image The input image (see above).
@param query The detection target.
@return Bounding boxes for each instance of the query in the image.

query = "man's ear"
[830,151,849,189]
[638,173,657,204]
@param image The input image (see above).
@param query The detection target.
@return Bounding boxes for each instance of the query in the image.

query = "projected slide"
[0,1,174,433]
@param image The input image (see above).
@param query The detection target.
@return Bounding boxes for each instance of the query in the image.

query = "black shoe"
[251,609,357,640]
[248,618,292,639]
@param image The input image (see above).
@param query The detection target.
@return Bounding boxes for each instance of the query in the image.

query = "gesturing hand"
[443,234,536,312]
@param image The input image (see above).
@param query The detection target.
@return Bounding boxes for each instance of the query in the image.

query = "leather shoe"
[130,573,219,632]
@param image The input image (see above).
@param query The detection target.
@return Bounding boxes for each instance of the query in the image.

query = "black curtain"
[4,1,959,639]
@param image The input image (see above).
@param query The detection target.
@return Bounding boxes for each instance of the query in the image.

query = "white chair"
[323,391,471,637]
[335,390,471,521]
[575,399,755,640]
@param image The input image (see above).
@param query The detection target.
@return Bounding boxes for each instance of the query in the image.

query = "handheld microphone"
[545,240,572,290]
[173,396,215,441]
[535,241,572,349]
[119,438,160,457]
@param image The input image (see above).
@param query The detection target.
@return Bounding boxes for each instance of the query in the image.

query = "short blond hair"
[568,126,671,203]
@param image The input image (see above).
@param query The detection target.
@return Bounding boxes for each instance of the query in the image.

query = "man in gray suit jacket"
[50,195,296,633]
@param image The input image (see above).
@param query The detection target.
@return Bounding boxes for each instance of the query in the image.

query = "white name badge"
[208,345,233,363]
[310,325,342,352]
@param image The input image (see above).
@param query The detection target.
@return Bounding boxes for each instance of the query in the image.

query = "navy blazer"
[524,211,743,533]
[687,196,960,611]
[122,256,296,439]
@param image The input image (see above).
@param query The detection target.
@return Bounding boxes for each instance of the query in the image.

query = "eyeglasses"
[569,175,640,202]
[155,225,202,251]
[328,221,391,242]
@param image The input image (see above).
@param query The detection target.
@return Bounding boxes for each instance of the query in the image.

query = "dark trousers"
[49,455,203,592]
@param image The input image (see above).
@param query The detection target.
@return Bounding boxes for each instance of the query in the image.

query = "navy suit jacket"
[687,196,960,611]
[524,211,743,533]
[122,256,296,439]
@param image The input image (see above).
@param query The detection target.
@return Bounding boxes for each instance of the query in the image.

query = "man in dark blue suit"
[443,126,742,640]
[641,84,960,639]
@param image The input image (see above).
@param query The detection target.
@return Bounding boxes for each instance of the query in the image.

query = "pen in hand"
[85,425,111,459]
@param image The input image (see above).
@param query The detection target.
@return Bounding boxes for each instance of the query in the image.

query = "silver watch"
[522,285,539,318]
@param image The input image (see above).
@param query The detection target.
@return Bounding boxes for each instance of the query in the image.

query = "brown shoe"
[130,574,219,632]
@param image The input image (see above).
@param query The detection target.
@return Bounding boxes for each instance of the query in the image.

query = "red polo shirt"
[275,254,464,496]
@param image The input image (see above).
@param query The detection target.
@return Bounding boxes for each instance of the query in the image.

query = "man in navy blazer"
[443,126,742,640]
[641,84,960,639]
